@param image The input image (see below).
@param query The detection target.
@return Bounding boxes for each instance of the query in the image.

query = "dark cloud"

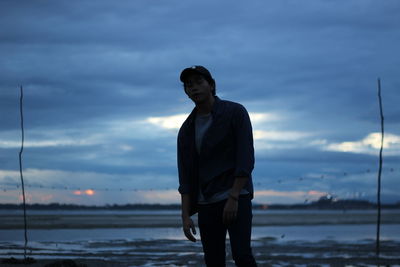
[1,0,399,204]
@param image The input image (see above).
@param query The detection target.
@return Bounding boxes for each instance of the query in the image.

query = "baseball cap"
[180,65,213,83]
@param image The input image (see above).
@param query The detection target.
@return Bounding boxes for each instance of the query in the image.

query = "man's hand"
[182,216,197,242]
[223,197,238,225]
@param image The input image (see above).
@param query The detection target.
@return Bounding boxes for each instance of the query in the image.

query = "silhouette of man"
[177,66,257,266]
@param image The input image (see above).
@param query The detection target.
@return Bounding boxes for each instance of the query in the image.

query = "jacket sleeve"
[177,130,190,194]
[232,104,255,177]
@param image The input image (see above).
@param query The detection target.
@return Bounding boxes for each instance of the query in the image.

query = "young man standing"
[177,66,257,266]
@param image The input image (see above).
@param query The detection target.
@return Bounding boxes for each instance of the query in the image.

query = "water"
[1,226,399,266]
[1,209,399,242]
[1,209,399,265]
[1,224,399,243]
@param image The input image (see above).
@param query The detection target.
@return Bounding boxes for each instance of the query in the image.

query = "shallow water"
[1,237,399,266]
[1,210,399,266]
[1,224,399,242]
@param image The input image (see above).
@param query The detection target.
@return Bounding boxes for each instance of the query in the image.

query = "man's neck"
[196,96,215,115]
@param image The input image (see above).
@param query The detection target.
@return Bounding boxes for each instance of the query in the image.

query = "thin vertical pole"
[19,85,28,259]
[376,78,384,257]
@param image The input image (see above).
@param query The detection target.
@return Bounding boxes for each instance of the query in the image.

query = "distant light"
[73,189,95,196]
[85,189,95,195]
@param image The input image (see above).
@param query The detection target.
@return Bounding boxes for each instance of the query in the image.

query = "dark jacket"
[177,97,255,216]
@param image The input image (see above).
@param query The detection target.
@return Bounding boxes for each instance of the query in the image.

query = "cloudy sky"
[0,0,399,205]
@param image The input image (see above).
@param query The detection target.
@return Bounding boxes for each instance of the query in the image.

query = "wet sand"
[2,210,400,266]
[2,210,400,229]
[1,239,399,266]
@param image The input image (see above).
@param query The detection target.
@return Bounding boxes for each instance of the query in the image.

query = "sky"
[0,0,399,205]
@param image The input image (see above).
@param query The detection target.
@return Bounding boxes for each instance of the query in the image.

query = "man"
[177,65,257,266]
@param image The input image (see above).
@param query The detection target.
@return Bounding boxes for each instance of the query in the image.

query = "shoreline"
[1,210,400,229]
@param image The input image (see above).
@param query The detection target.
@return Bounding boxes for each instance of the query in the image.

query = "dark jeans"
[198,196,257,267]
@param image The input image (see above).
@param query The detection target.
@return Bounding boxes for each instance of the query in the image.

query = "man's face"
[184,74,214,104]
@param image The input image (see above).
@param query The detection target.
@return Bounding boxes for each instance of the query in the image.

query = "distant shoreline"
[1,199,400,211]
[1,210,400,229]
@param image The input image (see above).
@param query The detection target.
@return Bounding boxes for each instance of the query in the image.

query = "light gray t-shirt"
[195,113,212,154]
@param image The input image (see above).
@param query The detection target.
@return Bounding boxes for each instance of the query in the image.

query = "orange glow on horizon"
[73,189,95,196]
[308,190,326,196]
[85,189,95,195]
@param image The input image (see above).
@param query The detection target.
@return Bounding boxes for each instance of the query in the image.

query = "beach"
[2,209,400,229]
[1,209,400,266]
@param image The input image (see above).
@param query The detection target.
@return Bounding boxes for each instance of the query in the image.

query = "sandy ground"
[1,210,400,229]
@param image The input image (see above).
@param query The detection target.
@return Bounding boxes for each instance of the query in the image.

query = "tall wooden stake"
[376,78,384,257]
[19,86,28,259]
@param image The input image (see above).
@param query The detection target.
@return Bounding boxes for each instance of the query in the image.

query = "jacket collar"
[186,96,222,125]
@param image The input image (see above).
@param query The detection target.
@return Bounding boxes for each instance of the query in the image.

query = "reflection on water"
[1,224,399,242]
[1,209,400,265]
[1,237,399,266]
